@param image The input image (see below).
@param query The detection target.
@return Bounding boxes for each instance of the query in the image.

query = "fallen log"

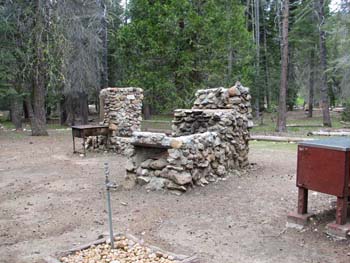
[286,124,323,128]
[250,135,313,143]
[332,107,345,112]
[307,131,350,136]
[340,121,350,128]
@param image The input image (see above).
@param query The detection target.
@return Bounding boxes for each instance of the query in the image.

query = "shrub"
[341,101,350,121]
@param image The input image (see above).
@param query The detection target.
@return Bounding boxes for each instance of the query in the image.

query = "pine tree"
[112,0,252,114]
[276,0,289,132]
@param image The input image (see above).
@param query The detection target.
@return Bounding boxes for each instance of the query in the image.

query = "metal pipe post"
[104,162,114,249]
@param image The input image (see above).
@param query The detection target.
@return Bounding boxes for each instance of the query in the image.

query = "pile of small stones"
[60,236,176,263]
[101,87,143,137]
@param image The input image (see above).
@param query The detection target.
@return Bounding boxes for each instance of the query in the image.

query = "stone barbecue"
[172,109,252,168]
[101,87,143,137]
[124,82,253,192]
[88,87,143,154]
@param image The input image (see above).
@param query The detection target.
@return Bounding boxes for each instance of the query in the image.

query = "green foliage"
[1,0,349,125]
[0,1,32,109]
[296,96,305,107]
[327,2,350,100]
[341,100,350,121]
[0,1,64,110]
[109,0,253,113]
[1,0,113,120]
[0,120,14,129]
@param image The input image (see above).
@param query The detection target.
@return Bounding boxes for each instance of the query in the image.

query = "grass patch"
[0,120,68,131]
[47,123,69,130]
[149,114,173,121]
[0,121,15,129]
[250,140,298,151]
[251,122,276,133]
[287,117,343,128]
[251,110,344,135]
[141,111,344,136]
[142,120,172,132]
[5,132,27,139]
[2,110,343,136]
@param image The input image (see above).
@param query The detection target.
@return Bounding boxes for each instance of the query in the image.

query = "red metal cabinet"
[296,138,350,225]
[297,146,350,197]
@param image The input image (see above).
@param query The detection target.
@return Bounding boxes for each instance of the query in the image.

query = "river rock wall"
[172,109,251,168]
[87,87,143,154]
[124,131,238,192]
[193,82,252,111]
[125,82,253,192]
[101,87,143,137]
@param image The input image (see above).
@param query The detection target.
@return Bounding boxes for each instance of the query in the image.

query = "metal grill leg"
[72,135,76,153]
[83,137,86,156]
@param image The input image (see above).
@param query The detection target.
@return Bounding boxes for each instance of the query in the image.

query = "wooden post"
[335,197,347,225]
[297,187,308,214]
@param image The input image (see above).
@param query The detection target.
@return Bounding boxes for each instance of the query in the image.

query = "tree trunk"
[254,0,261,120]
[263,23,271,109]
[101,0,108,90]
[59,95,67,125]
[316,0,332,126]
[61,92,89,126]
[23,100,29,120]
[124,0,128,25]
[63,95,75,126]
[31,81,48,136]
[276,0,289,132]
[227,40,233,86]
[10,96,23,130]
[246,0,251,29]
[226,1,233,86]
[79,92,89,124]
[287,57,294,112]
[24,95,35,128]
[143,103,151,120]
[99,93,105,122]
[308,50,315,118]
[31,0,48,136]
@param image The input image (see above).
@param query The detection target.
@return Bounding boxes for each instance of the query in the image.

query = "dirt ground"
[0,129,349,263]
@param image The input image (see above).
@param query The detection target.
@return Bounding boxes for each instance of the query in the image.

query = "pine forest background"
[0,0,350,135]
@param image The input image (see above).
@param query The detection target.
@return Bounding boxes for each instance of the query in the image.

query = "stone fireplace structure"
[89,87,143,154]
[124,82,253,192]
